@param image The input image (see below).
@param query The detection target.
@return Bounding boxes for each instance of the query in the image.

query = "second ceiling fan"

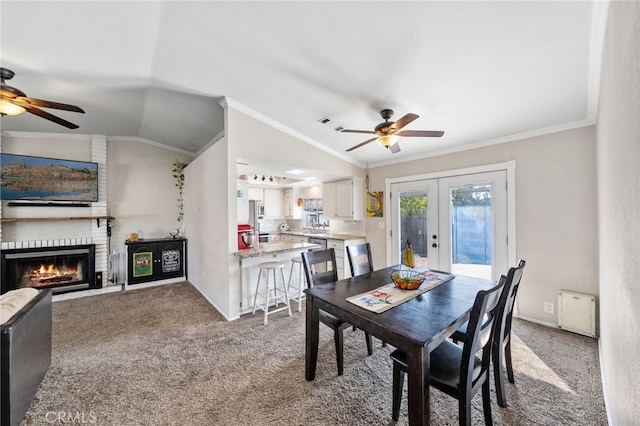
[342,109,444,153]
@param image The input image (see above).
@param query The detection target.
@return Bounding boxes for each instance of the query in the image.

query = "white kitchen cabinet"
[299,185,322,199]
[322,181,337,218]
[336,180,355,217]
[294,235,308,243]
[328,238,365,280]
[264,188,283,218]
[283,187,302,219]
[323,177,364,221]
[248,186,264,201]
[283,234,308,244]
[247,187,282,217]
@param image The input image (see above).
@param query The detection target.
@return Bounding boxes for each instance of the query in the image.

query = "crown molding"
[107,136,197,157]
[0,131,197,157]
[586,0,609,122]
[195,129,225,157]
[1,131,90,141]
[370,118,595,169]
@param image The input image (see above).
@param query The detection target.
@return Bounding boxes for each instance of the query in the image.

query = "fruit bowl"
[390,270,426,290]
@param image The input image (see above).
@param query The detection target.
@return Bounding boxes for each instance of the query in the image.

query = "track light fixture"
[250,174,281,182]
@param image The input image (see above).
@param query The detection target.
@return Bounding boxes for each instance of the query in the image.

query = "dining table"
[304,265,496,426]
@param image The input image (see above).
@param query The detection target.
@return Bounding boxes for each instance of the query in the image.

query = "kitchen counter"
[279,230,365,241]
[235,241,319,259]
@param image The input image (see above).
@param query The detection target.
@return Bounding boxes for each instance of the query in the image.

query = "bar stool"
[287,257,307,312]
[251,261,291,325]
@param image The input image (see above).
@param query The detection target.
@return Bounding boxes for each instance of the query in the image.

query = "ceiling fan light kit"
[0,67,85,129]
[377,134,399,148]
[342,108,444,154]
[0,99,25,116]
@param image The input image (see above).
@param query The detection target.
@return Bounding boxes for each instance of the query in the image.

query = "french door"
[390,170,508,280]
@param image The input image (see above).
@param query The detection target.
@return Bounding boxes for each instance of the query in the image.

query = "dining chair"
[451,259,526,407]
[301,249,373,376]
[390,275,507,425]
[345,243,387,348]
[346,242,374,277]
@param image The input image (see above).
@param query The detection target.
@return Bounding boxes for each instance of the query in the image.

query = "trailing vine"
[172,159,188,222]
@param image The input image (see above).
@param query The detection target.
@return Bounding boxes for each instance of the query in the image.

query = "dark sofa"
[1,289,52,426]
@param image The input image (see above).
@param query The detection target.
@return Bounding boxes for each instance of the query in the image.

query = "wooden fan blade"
[17,103,80,129]
[389,143,401,153]
[396,130,445,137]
[16,96,85,113]
[340,129,377,135]
[346,137,378,152]
[390,113,418,131]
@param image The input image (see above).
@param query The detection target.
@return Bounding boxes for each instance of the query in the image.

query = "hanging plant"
[172,159,188,222]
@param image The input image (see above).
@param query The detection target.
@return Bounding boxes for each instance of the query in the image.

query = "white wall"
[183,134,234,318]
[596,2,640,424]
[367,125,598,326]
[107,139,193,253]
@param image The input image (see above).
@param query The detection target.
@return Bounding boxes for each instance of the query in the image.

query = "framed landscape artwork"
[0,153,98,202]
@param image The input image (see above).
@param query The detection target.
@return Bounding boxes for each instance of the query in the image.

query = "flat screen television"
[0,153,99,202]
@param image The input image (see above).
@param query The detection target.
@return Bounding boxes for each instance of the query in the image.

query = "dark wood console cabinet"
[125,238,187,285]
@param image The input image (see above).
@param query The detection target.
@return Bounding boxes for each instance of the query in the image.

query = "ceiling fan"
[0,67,85,129]
[342,109,444,153]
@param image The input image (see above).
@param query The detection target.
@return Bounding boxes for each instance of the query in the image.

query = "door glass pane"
[450,183,493,279]
[399,189,429,268]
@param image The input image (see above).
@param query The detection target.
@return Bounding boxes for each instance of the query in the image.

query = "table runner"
[346,270,454,313]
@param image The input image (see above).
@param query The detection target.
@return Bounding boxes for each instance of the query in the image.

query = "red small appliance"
[237,224,254,250]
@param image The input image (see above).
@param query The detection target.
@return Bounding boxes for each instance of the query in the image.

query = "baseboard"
[188,280,238,321]
[123,277,185,291]
[516,315,558,329]
[598,339,614,425]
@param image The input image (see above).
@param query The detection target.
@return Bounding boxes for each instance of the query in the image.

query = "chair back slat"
[346,243,373,277]
[499,260,526,340]
[301,249,338,287]
[460,275,506,388]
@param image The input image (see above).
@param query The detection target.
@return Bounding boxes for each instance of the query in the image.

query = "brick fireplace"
[0,135,110,295]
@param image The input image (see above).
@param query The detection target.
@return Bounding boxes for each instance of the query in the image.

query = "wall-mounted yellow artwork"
[366,191,383,217]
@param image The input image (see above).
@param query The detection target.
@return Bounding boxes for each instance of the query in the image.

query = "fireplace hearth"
[1,244,97,294]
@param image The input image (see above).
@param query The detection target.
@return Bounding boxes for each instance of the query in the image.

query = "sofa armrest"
[1,289,52,426]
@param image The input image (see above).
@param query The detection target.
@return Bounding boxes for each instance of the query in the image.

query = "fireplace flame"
[39,264,57,275]
[31,262,82,284]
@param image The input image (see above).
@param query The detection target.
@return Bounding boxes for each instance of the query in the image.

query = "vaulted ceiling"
[1,1,608,169]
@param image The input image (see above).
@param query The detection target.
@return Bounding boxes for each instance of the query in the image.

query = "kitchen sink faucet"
[313,221,329,232]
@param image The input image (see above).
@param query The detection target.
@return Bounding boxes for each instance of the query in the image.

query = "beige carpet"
[23,282,607,425]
